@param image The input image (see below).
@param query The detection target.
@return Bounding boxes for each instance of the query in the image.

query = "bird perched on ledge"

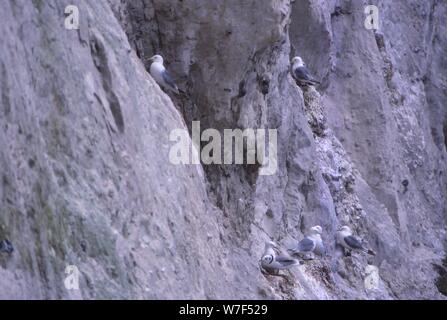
[291,56,321,87]
[148,54,180,95]
[260,241,299,274]
[336,226,376,256]
[289,225,326,260]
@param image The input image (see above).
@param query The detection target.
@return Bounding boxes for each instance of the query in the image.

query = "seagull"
[312,226,327,257]
[336,226,375,256]
[148,55,180,94]
[260,241,299,274]
[289,225,326,259]
[0,239,14,254]
[291,56,321,87]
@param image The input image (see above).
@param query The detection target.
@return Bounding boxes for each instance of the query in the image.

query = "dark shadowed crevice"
[443,120,447,151]
[0,63,11,118]
[113,0,272,241]
[289,0,332,89]
[434,256,447,296]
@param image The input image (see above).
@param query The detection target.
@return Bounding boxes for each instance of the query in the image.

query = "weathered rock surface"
[0,0,446,299]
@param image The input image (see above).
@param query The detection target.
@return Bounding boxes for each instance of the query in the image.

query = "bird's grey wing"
[344,235,364,250]
[294,67,313,81]
[275,256,299,268]
[293,67,320,85]
[294,238,315,253]
[162,70,178,91]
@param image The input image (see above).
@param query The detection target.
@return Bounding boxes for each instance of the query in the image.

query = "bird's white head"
[292,56,305,67]
[338,225,351,233]
[149,54,164,64]
[261,254,274,264]
[310,225,323,234]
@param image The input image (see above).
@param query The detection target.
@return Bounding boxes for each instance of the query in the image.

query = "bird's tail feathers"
[297,79,321,87]
[283,258,300,267]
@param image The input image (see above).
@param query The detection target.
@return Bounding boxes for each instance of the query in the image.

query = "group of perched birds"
[260,225,375,275]
[146,55,369,276]
[147,54,321,95]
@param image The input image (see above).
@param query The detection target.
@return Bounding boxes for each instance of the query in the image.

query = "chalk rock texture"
[0,0,446,299]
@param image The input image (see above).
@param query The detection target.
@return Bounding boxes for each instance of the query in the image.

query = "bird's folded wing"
[275,256,299,266]
[294,67,310,80]
[162,70,178,90]
[344,235,364,249]
[292,237,315,253]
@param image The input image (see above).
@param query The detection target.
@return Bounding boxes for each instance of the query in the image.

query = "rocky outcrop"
[0,0,446,299]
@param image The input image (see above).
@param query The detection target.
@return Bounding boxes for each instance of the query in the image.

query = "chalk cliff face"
[0,0,446,299]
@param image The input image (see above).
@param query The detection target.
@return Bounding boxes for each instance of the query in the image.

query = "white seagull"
[289,225,325,259]
[291,56,321,87]
[336,226,375,256]
[148,55,180,94]
[260,241,299,274]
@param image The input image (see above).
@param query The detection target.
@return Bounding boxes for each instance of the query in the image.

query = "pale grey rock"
[0,0,445,299]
